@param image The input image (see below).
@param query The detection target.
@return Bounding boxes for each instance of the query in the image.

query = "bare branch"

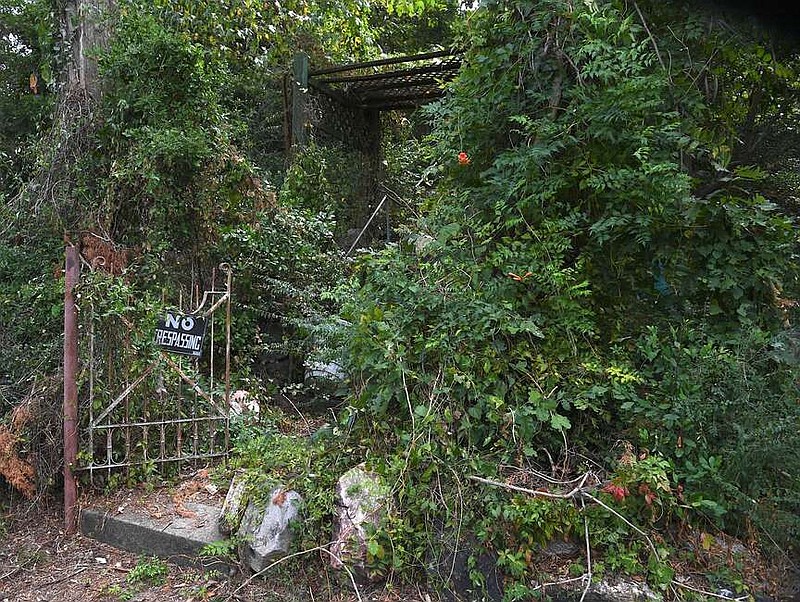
[468,473,590,500]
[579,510,592,602]
[580,491,660,559]
[632,0,671,83]
[672,580,750,601]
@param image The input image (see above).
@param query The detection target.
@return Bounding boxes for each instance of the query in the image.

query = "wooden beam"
[309,50,457,76]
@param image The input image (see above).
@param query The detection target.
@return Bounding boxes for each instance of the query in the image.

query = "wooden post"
[64,245,80,534]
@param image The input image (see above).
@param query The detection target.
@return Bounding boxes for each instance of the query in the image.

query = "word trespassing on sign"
[154,312,208,357]
[154,329,203,352]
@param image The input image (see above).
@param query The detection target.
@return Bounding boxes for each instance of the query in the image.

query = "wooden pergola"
[285,50,462,246]
[289,50,462,148]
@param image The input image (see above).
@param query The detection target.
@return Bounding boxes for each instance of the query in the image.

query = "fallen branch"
[0,557,36,581]
[469,473,659,559]
[499,464,589,487]
[41,565,88,586]
[672,579,750,601]
[530,574,587,592]
[468,473,589,500]
[470,472,758,601]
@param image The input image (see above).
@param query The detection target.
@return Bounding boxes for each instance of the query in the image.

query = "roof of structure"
[308,50,462,111]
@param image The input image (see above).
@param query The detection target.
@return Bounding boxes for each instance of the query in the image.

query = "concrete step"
[80,502,232,571]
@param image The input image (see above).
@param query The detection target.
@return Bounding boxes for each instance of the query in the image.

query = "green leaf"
[549,413,571,431]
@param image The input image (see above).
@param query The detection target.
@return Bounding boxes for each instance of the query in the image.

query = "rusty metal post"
[64,245,80,534]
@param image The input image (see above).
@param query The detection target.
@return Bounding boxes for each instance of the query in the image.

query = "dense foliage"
[0,0,798,598]
[0,0,54,197]
[343,0,800,594]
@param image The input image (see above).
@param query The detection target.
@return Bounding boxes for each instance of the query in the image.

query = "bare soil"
[0,480,427,602]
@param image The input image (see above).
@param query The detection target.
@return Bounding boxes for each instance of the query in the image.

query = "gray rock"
[237,488,303,573]
[329,464,390,583]
[542,539,582,559]
[586,580,661,602]
[550,578,661,602]
[305,360,346,382]
[414,233,436,255]
[311,423,335,443]
[218,470,249,535]
[714,537,748,557]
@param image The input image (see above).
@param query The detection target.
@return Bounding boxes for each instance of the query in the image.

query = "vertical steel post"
[224,264,232,455]
[63,245,80,534]
[209,267,216,396]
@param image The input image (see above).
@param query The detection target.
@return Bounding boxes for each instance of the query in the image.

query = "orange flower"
[458,151,471,165]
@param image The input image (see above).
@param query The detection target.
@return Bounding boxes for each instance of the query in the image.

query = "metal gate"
[76,261,233,484]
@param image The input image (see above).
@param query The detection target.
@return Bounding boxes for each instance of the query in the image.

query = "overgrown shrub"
[343,0,800,593]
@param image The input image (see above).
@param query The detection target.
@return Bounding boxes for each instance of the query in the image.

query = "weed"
[101,583,134,601]
[127,555,169,586]
[199,538,239,562]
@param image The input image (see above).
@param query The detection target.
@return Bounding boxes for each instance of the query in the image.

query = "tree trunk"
[61,0,114,99]
[22,0,113,225]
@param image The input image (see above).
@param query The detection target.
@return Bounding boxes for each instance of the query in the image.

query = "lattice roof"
[309,50,462,111]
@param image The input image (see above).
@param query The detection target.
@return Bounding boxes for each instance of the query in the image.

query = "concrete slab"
[81,502,232,571]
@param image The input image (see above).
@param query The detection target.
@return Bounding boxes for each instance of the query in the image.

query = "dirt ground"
[0,480,428,602]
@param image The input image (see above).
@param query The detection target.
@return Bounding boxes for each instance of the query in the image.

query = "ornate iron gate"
[76,263,233,483]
